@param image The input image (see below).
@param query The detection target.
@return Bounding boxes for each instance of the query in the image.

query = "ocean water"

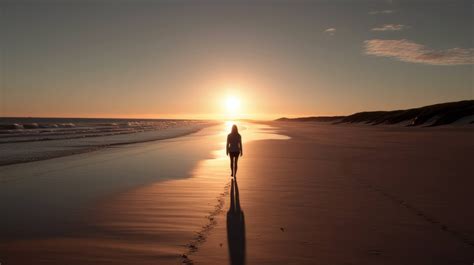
[0,118,213,166]
[0,118,205,143]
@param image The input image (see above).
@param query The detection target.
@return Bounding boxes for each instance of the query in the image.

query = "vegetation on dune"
[276,100,474,127]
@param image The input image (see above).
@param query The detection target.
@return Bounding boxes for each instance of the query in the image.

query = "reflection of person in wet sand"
[226,125,243,178]
[227,179,246,265]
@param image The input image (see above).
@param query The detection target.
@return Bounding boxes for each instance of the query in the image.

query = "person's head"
[231,124,238,135]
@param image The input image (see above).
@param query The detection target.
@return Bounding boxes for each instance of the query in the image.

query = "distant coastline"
[276,100,474,127]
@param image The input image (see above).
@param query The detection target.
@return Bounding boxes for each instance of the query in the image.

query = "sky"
[1,0,472,120]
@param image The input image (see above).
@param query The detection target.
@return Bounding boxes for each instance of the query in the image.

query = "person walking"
[226,125,243,178]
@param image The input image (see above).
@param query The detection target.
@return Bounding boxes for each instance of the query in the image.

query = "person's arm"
[226,135,229,156]
[239,135,243,156]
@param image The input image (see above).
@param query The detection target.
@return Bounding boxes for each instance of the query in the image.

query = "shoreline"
[1,121,472,264]
[0,122,216,167]
[2,119,471,169]
[0,121,288,264]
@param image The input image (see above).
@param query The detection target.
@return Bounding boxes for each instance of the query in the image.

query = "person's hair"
[231,124,238,135]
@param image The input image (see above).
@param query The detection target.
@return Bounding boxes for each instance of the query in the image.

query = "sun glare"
[225,96,241,116]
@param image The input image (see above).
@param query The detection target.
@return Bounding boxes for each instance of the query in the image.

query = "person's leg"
[233,154,239,177]
[230,154,234,176]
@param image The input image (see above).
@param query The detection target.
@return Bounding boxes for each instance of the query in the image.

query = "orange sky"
[1,1,472,120]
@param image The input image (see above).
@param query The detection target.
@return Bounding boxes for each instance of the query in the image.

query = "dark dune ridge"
[276,116,344,122]
[277,100,474,127]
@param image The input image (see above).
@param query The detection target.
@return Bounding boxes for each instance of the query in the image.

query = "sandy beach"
[1,121,473,265]
[194,122,474,265]
[0,122,286,264]
[3,1,472,264]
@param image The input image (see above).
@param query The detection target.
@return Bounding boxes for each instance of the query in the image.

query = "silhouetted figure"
[227,179,246,265]
[226,125,243,178]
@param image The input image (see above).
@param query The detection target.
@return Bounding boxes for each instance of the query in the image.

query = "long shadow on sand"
[227,179,246,265]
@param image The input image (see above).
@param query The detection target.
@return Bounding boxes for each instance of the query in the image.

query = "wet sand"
[0,121,285,264]
[1,121,472,264]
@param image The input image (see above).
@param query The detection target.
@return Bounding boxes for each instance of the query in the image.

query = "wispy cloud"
[368,10,395,15]
[371,24,408,31]
[364,39,474,66]
[324,28,336,36]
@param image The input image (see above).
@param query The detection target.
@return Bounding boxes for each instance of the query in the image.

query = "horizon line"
[2,99,472,121]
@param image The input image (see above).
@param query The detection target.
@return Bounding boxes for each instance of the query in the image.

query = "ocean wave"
[0,122,77,131]
[0,123,25,130]
[0,119,209,144]
[0,120,215,166]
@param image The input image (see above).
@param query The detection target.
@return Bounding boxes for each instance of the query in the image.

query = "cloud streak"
[324,28,336,36]
[371,24,408,31]
[368,10,395,15]
[364,39,474,66]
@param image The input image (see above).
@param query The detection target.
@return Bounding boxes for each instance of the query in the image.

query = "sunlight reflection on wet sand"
[88,121,289,263]
[0,121,286,265]
[88,122,288,262]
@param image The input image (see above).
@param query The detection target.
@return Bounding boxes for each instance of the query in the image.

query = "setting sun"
[2,2,472,265]
[225,96,241,116]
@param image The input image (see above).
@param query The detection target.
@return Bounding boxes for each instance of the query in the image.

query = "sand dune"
[278,100,474,127]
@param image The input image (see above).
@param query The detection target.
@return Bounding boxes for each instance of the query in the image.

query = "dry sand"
[1,121,472,265]
[192,122,473,265]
